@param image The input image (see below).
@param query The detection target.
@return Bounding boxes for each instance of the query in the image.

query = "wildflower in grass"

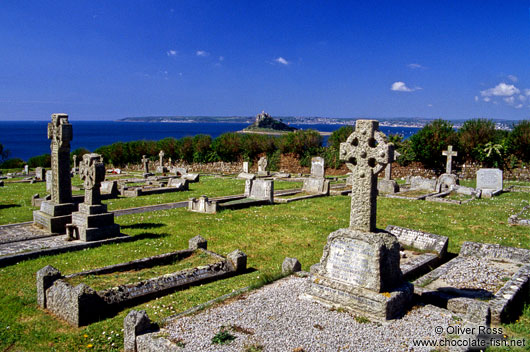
[86,344,93,348]
[83,334,88,338]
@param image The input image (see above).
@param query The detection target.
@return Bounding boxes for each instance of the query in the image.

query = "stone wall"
[119,158,530,181]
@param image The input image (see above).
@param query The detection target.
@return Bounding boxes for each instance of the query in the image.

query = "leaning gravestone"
[303,120,412,321]
[66,153,120,241]
[476,168,503,198]
[33,114,76,234]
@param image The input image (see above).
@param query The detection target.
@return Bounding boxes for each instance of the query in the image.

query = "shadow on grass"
[121,223,166,230]
[131,232,170,240]
[0,204,21,210]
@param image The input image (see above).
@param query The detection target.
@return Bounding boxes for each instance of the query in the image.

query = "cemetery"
[1,116,530,351]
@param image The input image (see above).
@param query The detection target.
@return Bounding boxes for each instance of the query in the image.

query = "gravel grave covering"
[437,257,515,292]
[164,276,456,352]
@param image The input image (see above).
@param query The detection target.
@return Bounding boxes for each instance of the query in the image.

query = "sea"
[0,121,420,161]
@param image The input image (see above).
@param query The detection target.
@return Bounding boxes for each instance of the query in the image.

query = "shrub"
[409,119,458,169]
[0,158,24,169]
[211,133,242,162]
[192,134,212,163]
[458,118,497,162]
[28,154,51,168]
[279,130,322,158]
[178,137,194,163]
[506,120,530,162]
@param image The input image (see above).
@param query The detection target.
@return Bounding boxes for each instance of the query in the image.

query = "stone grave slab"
[120,179,188,197]
[37,236,247,326]
[414,241,530,324]
[508,205,530,226]
[385,225,448,278]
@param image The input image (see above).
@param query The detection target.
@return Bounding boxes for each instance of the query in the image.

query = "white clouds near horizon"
[167,50,177,57]
[196,50,210,57]
[274,57,289,65]
[480,82,530,108]
[407,63,425,69]
[481,82,520,97]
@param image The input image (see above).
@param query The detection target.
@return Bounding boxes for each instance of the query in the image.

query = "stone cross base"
[67,203,120,242]
[33,201,76,234]
[377,179,399,194]
[302,228,413,321]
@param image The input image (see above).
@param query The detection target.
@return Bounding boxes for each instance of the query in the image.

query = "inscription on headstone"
[325,238,375,287]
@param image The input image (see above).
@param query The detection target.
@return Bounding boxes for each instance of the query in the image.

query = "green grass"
[0,175,302,224]
[0,177,529,350]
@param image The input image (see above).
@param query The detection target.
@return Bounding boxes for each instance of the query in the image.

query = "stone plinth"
[188,196,217,214]
[33,202,76,234]
[305,228,413,321]
[69,203,120,241]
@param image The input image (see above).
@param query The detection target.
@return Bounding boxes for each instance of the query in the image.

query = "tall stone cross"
[442,145,457,174]
[159,150,165,167]
[79,153,105,205]
[72,155,77,168]
[47,113,73,204]
[340,120,393,232]
[141,155,149,173]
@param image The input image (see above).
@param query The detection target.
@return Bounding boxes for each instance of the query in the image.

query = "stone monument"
[156,150,168,173]
[257,156,269,176]
[476,168,503,198]
[33,114,76,234]
[302,157,330,195]
[442,145,457,174]
[243,161,249,173]
[72,155,78,174]
[303,120,412,321]
[141,155,150,177]
[66,153,120,241]
[378,151,400,194]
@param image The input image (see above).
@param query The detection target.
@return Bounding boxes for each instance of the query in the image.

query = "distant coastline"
[118,115,514,130]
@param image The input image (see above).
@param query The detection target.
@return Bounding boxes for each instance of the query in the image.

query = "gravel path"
[165,276,456,352]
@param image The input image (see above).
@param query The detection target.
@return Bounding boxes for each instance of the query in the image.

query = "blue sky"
[1,1,530,121]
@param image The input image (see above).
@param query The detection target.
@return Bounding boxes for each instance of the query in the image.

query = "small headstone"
[182,173,199,182]
[242,161,249,173]
[282,257,301,275]
[35,167,46,180]
[141,155,149,174]
[310,157,325,178]
[100,180,119,196]
[257,156,269,176]
[24,165,29,175]
[245,179,274,203]
[188,235,207,250]
[45,170,53,192]
[476,168,503,191]
[158,150,164,167]
[237,172,255,180]
[227,250,247,273]
[442,145,458,174]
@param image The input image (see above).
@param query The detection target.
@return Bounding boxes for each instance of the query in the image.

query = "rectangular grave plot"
[40,245,244,326]
[385,189,439,200]
[414,242,530,324]
[425,191,475,205]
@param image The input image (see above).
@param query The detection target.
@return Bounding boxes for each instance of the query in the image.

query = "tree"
[211,133,242,162]
[506,120,530,162]
[409,119,458,169]
[28,154,51,168]
[192,134,212,163]
[324,126,354,168]
[0,143,9,162]
[458,118,496,162]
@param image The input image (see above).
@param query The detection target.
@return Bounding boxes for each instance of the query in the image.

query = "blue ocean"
[0,121,419,161]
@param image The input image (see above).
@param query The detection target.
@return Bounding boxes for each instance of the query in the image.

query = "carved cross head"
[79,153,105,190]
[339,120,393,177]
[159,150,165,158]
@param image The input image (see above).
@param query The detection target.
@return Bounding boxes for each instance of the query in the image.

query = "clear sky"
[1,1,530,121]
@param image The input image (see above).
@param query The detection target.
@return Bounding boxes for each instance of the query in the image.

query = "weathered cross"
[72,155,77,168]
[384,150,400,181]
[159,150,165,166]
[79,153,106,205]
[340,120,393,232]
[47,113,73,204]
[442,145,457,174]
[141,155,149,173]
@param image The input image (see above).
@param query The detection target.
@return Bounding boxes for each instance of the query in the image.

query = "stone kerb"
[413,241,530,325]
[38,242,247,326]
[385,225,448,256]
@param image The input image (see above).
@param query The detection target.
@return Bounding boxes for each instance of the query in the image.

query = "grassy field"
[0,176,529,351]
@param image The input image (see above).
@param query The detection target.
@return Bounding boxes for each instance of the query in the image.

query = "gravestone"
[33,114,76,234]
[45,170,53,192]
[156,150,167,173]
[245,179,274,203]
[24,165,29,175]
[66,153,120,241]
[72,155,78,174]
[257,156,269,176]
[174,167,187,176]
[100,180,119,197]
[476,168,503,198]
[378,151,400,194]
[188,195,217,213]
[35,167,46,181]
[442,145,458,174]
[141,155,149,175]
[304,120,412,321]
[310,157,325,178]
[243,161,249,173]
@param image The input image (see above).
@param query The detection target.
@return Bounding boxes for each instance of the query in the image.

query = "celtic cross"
[79,153,106,205]
[141,155,149,173]
[47,113,73,204]
[339,120,393,232]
